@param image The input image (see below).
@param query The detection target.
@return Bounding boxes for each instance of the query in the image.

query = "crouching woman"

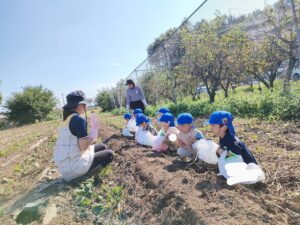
[54,91,113,182]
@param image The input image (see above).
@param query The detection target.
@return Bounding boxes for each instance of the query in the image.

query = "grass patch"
[0,121,59,158]
[98,112,124,130]
[0,132,40,157]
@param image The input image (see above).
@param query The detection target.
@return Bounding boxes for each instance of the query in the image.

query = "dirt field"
[0,114,299,225]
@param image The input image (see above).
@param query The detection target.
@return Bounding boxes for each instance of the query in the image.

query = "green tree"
[182,16,232,102]
[139,71,173,105]
[147,25,191,104]
[218,26,249,97]
[245,37,285,89]
[95,89,115,111]
[5,85,57,125]
[263,0,299,92]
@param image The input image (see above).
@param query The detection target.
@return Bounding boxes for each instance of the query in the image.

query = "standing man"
[125,79,148,112]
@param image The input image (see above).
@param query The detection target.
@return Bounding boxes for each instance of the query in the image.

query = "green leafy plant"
[72,166,124,223]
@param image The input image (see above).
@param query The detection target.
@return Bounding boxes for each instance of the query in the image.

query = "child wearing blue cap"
[208,111,257,164]
[133,108,143,117]
[122,113,137,137]
[156,107,170,117]
[152,107,170,125]
[152,113,179,152]
[176,113,205,160]
[135,113,158,146]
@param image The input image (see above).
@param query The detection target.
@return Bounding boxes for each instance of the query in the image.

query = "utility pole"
[290,0,300,63]
[61,93,65,105]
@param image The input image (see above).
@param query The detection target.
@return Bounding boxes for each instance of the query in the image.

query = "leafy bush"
[141,81,300,120]
[95,89,115,112]
[144,105,159,117]
[5,85,57,125]
[106,81,300,121]
[111,107,127,116]
[45,108,62,121]
[0,117,11,131]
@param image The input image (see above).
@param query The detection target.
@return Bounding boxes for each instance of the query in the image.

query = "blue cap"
[135,113,150,126]
[208,111,235,136]
[159,113,175,127]
[123,113,131,120]
[156,107,170,114]
[133,108,143,115]
[177,113,193,125]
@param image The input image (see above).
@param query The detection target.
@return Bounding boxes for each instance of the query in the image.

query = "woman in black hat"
[125,79,148,112]
[53,90,113,182]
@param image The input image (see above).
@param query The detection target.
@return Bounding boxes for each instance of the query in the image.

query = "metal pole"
[61,93,65,105]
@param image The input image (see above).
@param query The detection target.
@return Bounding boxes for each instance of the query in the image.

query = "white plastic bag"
[136,127,157,147]
[218,151,265,185]
[226,163,265,185]
[192,139,219,164]
[127,119,138,132]
[218,151,244,179]
[152,136,168,152]
[122,128,134,137]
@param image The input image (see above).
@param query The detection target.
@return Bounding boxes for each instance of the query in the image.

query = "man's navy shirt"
[220,132,257,164]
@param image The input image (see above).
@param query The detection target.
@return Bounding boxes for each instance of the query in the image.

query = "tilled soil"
[0,116,299,225]
[99,117,300,225]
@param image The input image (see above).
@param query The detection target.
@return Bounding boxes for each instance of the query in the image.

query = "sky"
[0,0,278,107]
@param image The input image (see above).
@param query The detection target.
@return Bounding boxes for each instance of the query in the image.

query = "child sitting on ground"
[122,113,137,137]
[176,113,205,161]
[208,111,257,164]
[133,108,143,117]
[135,113,158,147]
[152,107,170,125]
[208,111,264,185]
[152,113,179,153]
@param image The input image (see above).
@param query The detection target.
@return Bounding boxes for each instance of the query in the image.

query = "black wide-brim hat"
[63,90,87,109]
[125,79,135,86]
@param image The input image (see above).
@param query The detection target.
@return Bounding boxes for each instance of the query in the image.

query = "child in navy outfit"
[208,111,257,164]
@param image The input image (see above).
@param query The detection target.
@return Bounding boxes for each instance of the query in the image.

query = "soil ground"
[0,114,299,225]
